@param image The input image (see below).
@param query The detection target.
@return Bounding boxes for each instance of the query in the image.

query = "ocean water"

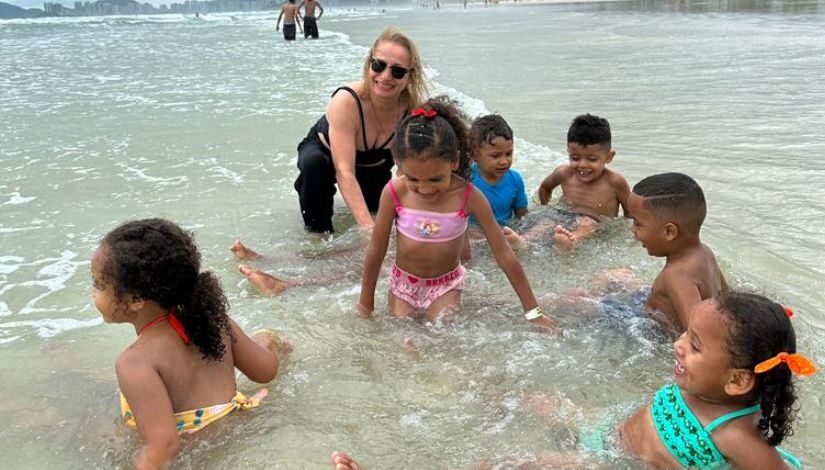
[1,2,824,468]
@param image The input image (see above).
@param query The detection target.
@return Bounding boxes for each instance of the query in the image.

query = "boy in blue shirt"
[469,114,528,225]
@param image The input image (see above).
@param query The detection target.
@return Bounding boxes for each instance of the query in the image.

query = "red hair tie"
[411,107,437,118]
[783,306,794,318]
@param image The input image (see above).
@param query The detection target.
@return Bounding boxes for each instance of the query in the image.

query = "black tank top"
[310,86,398,167]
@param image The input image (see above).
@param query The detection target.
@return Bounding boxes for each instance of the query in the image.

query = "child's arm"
[230,320,281,383]
[513,169,529,218]
[469,188,557,331]
[662,271,703,329]
[537,166,567,205]
[611,172,631,217]
[116,353,179,470]
[276,9,284,30]
[316,2,324,19]
[358,185,395,316]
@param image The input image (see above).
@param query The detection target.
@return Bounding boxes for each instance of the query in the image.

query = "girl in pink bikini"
[358,96,556,329]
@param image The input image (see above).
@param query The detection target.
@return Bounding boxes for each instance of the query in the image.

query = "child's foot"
[230,239,262,260]
[552,225,576,253]
[331,451,362,470]
[503,226,526,251]
[239,264,291,295]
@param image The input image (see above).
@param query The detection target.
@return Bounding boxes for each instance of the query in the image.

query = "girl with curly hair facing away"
[93,218,291,469]
[358,96,556,330]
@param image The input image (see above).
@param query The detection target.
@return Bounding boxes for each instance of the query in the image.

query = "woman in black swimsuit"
[294,27,428,233]
[230,28,428,293]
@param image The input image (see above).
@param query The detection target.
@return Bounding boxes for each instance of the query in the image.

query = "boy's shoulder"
[603,167,628,184]
[659,243,721,285]
[550,163,575,180]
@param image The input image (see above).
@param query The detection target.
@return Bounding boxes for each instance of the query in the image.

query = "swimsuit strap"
[137,308,190,344]
[705,403,761,433]
[456,182,474,218]
[138,314,169,336]
[331,86,369,151]
[388,180,403,213]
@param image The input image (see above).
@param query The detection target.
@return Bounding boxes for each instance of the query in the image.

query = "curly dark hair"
[469,114,513,159]
[717,291,798,446]
[567,113,611,148]
[392,95,472,181]
[99,218,230,361]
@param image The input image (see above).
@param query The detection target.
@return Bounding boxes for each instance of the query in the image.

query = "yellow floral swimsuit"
[120,389,267,434]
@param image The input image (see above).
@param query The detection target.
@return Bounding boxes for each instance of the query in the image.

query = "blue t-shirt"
[470,163,528,225]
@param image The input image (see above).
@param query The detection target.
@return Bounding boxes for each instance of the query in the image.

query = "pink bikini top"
[388,179,473,243]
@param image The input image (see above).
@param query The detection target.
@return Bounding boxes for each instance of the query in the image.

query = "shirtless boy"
[276,0,302,41]
[536,114,630,251]
[629,172,727,330]
[298,0,324,39]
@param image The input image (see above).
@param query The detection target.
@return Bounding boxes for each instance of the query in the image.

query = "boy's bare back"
[281,2,299,22]
[648,240,726,330]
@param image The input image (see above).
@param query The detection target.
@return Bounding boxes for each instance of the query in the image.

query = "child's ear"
[451,159,460,171]
[127,297,146,313]
[724,369,756,397]
[663,222,679,241]
[606,149,616,163]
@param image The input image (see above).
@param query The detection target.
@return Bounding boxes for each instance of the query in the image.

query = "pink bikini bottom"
[389,263,465,311]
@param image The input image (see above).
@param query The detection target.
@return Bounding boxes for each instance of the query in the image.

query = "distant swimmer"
[298,0,324,39]
[276,0,303,41]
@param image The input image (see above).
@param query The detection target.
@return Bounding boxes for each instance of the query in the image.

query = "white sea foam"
[1,191,36,207]
[0,251,84,304]
[0,316,101,339]
[121,165,188,185]
[0,256,25,276]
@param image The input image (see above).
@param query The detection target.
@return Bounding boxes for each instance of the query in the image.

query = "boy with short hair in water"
[276,0,303,41]
[629,172,727,330]
[533,113,631,251]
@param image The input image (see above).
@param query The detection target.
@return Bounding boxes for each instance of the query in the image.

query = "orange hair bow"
[783,306,794,318]
[411,107,437,118]
[754,352,816,375]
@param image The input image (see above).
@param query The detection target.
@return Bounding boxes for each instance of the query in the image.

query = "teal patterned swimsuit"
[651,383,802,468]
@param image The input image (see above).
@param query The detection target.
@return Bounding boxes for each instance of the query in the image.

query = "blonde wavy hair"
[361,27,428,111]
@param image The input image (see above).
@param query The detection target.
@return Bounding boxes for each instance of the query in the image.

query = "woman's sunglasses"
[370,57,411,80]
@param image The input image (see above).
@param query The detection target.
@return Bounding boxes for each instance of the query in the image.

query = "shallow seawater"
[1,2,824,468]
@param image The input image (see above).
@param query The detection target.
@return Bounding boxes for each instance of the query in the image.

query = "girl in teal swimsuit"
[565,291,813,469]
[331,291,814,468]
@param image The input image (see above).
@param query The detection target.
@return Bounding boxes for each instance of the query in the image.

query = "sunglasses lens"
[370,58,387,74]
[371,58,409,79]
[390,66,408,80]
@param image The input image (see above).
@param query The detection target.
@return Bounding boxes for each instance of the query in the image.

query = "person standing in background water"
[299,0,324,39]
[276,0,303,41]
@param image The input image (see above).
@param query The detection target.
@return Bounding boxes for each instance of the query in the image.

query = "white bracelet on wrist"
[525,306,544,320]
